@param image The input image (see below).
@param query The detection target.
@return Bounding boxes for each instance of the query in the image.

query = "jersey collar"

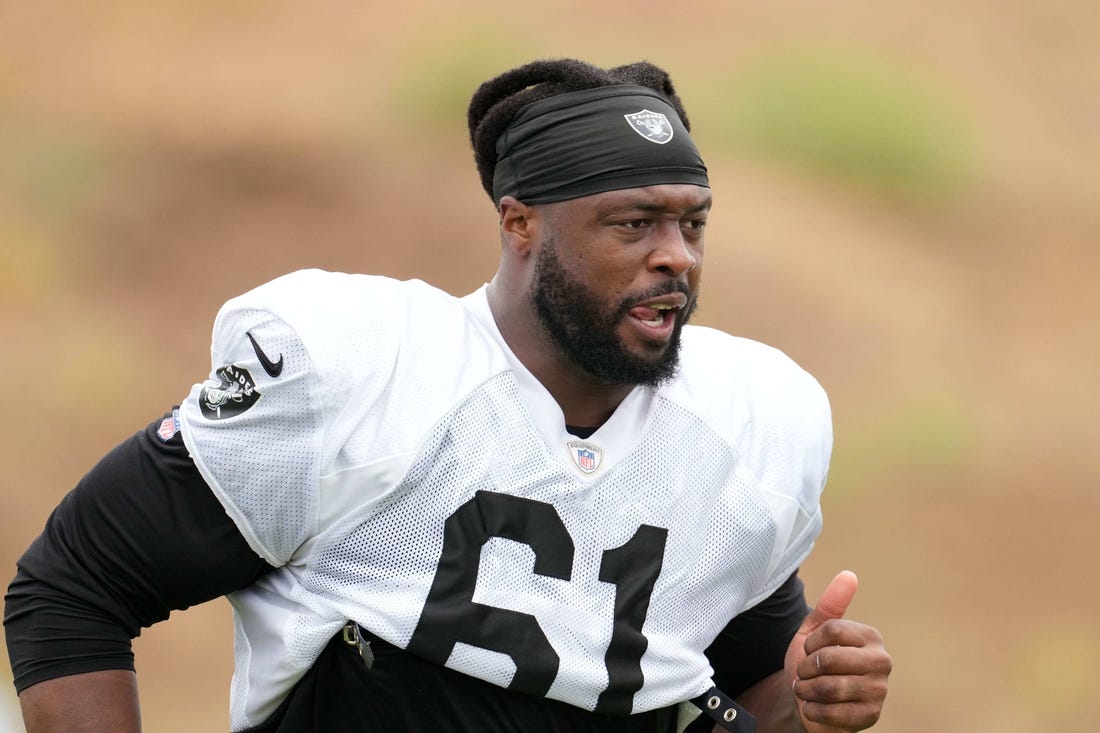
[460,285,656,479]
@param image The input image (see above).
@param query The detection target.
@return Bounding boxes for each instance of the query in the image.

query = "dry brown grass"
[1,2,1098,731]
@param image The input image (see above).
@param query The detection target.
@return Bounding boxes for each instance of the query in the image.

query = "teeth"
[633,302,678,328]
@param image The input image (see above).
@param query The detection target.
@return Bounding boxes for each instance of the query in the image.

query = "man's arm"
[4,412,274,731]
[17,671,140,733]
[693,572,806,732]
[704,572,809,701]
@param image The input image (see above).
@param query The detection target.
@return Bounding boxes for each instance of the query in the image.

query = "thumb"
[801,570,858,633]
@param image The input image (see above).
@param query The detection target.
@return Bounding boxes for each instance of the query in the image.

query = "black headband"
[492,85,709,205]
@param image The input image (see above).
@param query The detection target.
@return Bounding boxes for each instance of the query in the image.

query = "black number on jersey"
[596,524,667,714]
[406,490,668,714]
[406,491,571,696]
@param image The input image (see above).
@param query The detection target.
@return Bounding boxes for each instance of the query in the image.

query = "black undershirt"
[4,415,273,690]
[5,411,808,730]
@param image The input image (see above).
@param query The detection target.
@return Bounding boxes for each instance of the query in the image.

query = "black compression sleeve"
[4,410,275,692]
[704,571,810,698]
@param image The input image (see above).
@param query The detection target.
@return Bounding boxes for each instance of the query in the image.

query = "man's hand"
[785,571,891,731]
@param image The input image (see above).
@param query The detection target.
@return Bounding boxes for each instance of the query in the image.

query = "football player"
[5,59,891,732]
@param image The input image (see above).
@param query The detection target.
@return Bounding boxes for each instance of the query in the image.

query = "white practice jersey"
[178,269,831,731]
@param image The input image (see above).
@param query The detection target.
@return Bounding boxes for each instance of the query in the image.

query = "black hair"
[467,59,692,202]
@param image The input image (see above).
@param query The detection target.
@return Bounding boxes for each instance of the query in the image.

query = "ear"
[499,196,538,256]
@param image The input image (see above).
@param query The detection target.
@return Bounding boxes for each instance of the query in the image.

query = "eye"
[620,219,651,230]
[682,218,707,231]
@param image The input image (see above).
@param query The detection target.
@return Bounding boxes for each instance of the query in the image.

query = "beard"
[531,241,697,388]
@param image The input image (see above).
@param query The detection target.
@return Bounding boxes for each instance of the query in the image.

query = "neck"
[528,359,635,429]
[486,279,634,429]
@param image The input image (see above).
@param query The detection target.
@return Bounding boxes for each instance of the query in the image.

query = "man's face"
[529,184,709,388]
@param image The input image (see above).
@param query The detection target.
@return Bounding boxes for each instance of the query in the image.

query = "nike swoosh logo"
[246,332,284,378]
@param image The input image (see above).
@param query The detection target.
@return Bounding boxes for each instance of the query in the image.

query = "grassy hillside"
[1,2,1097,731]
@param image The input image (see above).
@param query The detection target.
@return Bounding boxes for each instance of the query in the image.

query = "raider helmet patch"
[199,364,261,419]
[624,110,675,144]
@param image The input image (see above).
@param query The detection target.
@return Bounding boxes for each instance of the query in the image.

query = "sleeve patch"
[157,409,182,442]
[198,364,262,420]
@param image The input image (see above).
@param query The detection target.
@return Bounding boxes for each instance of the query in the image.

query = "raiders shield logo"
[624,110,674,144]
[199,363,261,419]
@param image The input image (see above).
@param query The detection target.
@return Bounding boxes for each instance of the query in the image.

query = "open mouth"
[625,291,688,336]
[629,302,679,328]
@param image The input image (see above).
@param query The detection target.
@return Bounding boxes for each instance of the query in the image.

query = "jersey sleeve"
[751,360,831,606]
[178,295,325,567]
[178,270,458,567]
[681,327,833,609]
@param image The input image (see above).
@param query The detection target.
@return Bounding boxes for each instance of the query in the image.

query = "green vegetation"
[1011,627,1097,716]
[390,30,531,131]
[700,49,977,202]
[0,217,58,303]
[2,127,112,220]
[827,389,977,500]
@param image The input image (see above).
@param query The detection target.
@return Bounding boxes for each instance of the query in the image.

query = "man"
[5,59,891,732]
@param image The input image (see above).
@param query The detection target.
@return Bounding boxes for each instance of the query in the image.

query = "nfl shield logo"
[567,441,603,475]
[157,409,180,442]
[624,110,675,144]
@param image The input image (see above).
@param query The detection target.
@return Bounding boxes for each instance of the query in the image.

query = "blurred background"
[1,1,1097,731]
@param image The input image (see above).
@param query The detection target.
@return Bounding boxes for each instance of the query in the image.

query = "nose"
[648,225,698,277]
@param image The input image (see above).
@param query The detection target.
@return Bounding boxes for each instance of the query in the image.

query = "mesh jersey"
[178,269,831,731]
